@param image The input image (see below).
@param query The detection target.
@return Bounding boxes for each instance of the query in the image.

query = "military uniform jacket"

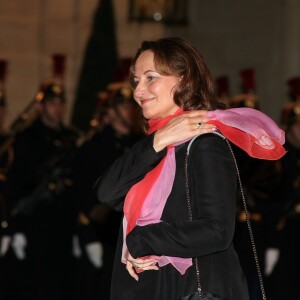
[95,133,249,300]
[5,118,78,233]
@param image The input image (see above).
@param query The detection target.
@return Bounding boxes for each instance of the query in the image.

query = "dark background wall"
[0,0,299,127]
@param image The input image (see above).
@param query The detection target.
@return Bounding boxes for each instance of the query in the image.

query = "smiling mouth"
[141,98,153,105]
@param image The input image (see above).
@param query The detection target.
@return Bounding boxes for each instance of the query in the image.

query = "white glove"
[72,235,82,258]
[11,233,27,260]
[85,242,104,268]
[265,248,280,276]
[0,235,12,256]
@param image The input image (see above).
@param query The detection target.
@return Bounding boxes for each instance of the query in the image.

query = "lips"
[141,98,154,105]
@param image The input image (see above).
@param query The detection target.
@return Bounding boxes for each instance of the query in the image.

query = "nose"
[133,81,145,100]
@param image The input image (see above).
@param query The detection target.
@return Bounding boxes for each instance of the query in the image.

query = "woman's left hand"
[153,110,216,152]
[125,251,159,281]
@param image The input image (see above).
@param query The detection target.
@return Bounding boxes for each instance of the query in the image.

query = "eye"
[147,75,156,82]
[133,78,139,87]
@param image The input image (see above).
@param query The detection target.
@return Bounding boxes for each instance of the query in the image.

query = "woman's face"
[133,50,180,119]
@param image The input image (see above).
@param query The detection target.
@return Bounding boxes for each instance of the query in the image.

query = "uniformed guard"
[230,68,259,109]
[69,83,144,300]
[280,76,300,129]
[215,75,231,107]
[1,55,79,300]
[266,79,300,299]
[0,59,10,227]
[230,69,281,299]
[0,59,14,300]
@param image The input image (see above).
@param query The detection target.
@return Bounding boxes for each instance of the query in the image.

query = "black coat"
[95,133,249,300]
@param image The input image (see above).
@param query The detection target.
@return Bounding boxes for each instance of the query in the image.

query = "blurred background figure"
[280,76,300,129]
[215,75,231,107]
[231,68,259,109]
[230,70,283,300]
[0,59,11,225]
[67,83,144,300]
[0,55,80,300]
[265,77,300,299]
[0,60,8,136]
[0,59,14,298]
[0,59,13,186]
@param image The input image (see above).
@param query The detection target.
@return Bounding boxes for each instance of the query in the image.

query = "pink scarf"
[207,108,286,160]
[122,108,286,274]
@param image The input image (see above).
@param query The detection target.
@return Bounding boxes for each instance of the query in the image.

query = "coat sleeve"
[126,134,237,258]
[94,133,167,211]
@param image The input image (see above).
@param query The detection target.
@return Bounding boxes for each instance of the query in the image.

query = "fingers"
[170,112,216,134]
[126,253,157,265]
[165,110,212,128]
[194,123,217,135]
[138,264,159,271]
[132,259,159,269]
[153,110,217,152]
[126,259,159,281]
[179,110,213,125]
[192,119,216,132]
[125,253,159,280]
[126,260,139,281]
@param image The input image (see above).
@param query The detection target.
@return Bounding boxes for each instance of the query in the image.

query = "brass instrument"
[9,90,43,134]
[76,90,111,147]
[0,54,67,171]
[0,91,43,174]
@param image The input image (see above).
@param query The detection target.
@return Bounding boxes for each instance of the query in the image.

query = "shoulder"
[17,118,48,138]
[189,132,229,153]
[14,120,40,142]
[187,133,236,176]
[186,132,235,167]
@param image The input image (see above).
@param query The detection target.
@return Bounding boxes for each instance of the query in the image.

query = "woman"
[95,37,250,299]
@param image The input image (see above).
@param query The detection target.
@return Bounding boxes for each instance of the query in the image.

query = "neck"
[41,115,62,130]
[147,108,184,134]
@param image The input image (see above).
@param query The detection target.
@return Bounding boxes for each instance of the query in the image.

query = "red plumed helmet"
[0,60,8,82]
[52,54,66,77]
[286,76,300,97]
[239,69,255,92]
[215,76,230,96]
[112,57,132,82]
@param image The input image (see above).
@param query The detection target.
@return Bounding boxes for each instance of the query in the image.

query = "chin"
[142,111,154,120]
[142,109,162,120]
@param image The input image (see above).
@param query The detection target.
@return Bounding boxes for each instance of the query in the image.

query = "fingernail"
[212,127,217,131]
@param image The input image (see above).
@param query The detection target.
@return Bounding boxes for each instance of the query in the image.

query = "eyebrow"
[134,70,157,78]
[144,70,156,74]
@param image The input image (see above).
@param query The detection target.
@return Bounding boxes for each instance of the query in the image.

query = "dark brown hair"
[130,37,221,111]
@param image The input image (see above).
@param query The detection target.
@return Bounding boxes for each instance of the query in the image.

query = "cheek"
[53,108,64,115]
[148,79,178,100]
[133,94,140,105]
[163,85,176,101]
[148,83,162,96]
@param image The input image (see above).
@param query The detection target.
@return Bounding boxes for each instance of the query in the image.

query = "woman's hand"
[153,110,216,152]
[125,251,159,281]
